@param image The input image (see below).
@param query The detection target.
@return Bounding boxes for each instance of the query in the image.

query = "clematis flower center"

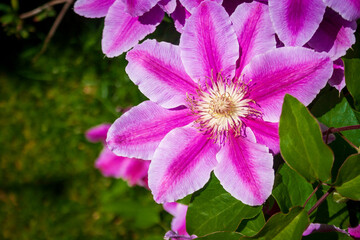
[187,74,261,143]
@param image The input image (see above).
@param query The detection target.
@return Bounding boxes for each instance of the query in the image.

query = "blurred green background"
[0,1,178,239]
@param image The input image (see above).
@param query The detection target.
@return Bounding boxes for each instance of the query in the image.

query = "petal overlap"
[244,119,279,154]
[149,126,219,203]
[107,101,194,160]
[126,40,197,108]
[243,47,333,122]
[268,0,326,46]
[180,1,239,84]
[121,0,161,17]
[179,0,223,13]
[102,2,164,57]
[74,0,116,18]
[323,0,360,21]
[308,8,356,61]
[231,1,276,75]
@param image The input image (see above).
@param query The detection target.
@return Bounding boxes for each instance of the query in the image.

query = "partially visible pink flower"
[86,124,150,187]
[303,223,360,239]
[107,1,333,206]
[163,202,196,240]
[303,223,349,236]
[348,225,360,239]
[268,0,359,47]
[74,0,175,57]
[268,1,357,92]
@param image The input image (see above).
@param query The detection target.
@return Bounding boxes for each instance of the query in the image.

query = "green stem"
[308,187,335,216]
[303,183,321,208]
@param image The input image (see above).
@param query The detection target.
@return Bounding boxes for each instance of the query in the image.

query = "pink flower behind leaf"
[107,1,333,206]
[268,0,359,47]
[348,225,360,239]
[163,202,196,240]
[304,223,360,239]
[268,0,357,92]
[86,124,150,187]
[74,0,174,57]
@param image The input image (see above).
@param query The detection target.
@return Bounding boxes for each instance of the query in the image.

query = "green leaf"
[327,134,357,183]
[237,212,265,237]
[197,232,243,240]
[177,194,192,205]
[186,175,261,236]
[240,207,309,240]
[272,164,317,213]
[334,154,360,200]
[279,94,333,183]
[303,232,353,240]
[318,97,360,146]
[344,58,360,110]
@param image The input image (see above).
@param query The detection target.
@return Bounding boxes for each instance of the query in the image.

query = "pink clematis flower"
[303,223,360,239]
[171,0,266,33]
[74,0,176,57]
[268,0,359,47]
[349,225,360,239]
[163,202,196,240]
[268,1,357,92]
[107,1,333,205]
[86,123,150,187]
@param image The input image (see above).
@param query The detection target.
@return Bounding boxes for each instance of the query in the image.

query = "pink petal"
[222,0,269,15]
[170,2,191,33]
[323,0,360,21]
[308,8,356,61]
[102,3,164,57]
[268,0,326,46]
[244,119,279,154]
[303,223,349,236]
[163,202,178,216]
[214,133,274,206]
[231,1,276,75]
[118,157,150,186]
[74,0,115,18]
[348,225,360,238]
[328,58,346,92]
[149,126,219,203]
[95,147,126,177]
[170,203,188,235]
[121,0,160,17]
[222,0,248,15]
[95,147,150,186]
[158,0,177,14]
[107,101,194,160]
[179,0,223,13]
[126,40,197,108]
[163,202,189,236]
[180,1,239,85]
[243,47,333,122]
[85,123,111,143]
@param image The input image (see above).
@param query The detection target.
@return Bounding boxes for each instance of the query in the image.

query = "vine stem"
[19,0,70,19]
[308,187,335,216]
[33,0,73,61]
[323,124,360,152]
[324,124,360,134]
[303,183,321,208]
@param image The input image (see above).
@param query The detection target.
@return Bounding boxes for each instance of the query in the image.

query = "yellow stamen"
[187,73,261,143]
